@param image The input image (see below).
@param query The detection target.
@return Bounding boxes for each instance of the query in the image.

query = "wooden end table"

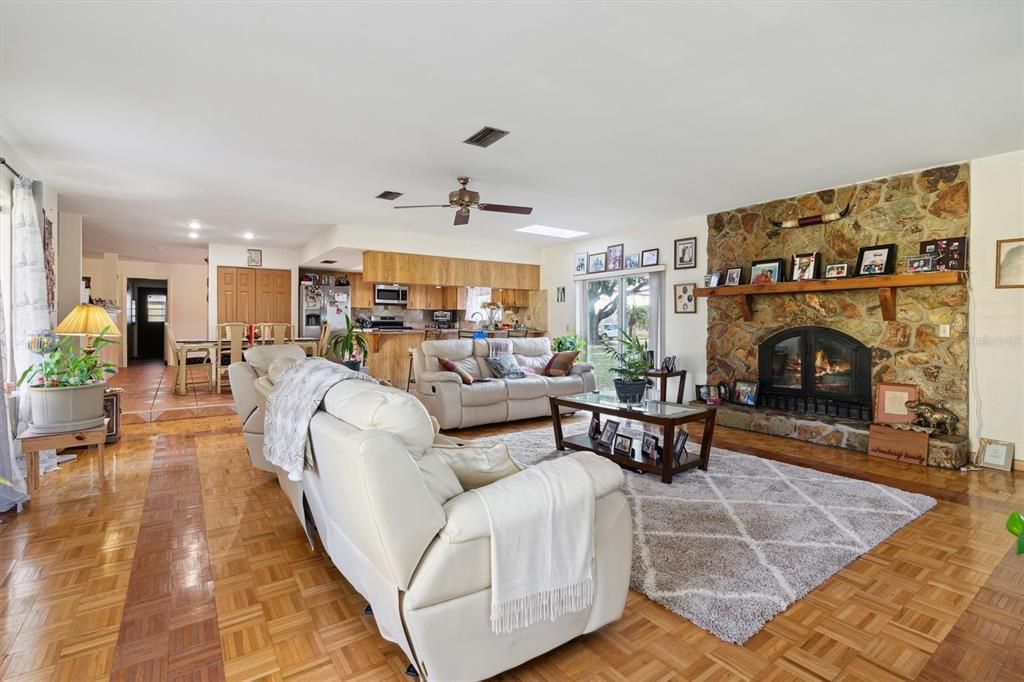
[550,393,715,484]
[646,369,687,403]
[18,420,108,493]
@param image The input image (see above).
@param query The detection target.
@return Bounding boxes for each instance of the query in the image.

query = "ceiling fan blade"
[478,203,533,215]
[393,204,452,209]
[454,210,470,226]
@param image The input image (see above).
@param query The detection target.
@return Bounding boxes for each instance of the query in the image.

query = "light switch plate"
[938,324,951,338]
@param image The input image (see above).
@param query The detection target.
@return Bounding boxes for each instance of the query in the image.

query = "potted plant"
[328,314,370,371]
[17,329,117,434]
[603,329,653,403]
[552,333,586,356]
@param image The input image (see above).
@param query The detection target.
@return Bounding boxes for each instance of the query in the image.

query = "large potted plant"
[603,329,652,403]
[17,330,117,433]
[328,314,370,371]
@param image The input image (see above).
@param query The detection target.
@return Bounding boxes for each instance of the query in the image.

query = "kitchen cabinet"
[362,251,540,289]
[494,288,530,309]
[347,273,375,309]
[443,286,468,310]
[407,284,447,310]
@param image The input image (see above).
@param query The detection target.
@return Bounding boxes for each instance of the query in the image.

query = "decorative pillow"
[544,351,580,377]
[485,355,526,379]
[415,453,464,505]
[429,443,522,490]
[438,356,474,385]
[521,366,539,376]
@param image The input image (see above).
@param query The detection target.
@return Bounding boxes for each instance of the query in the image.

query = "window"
[464,287,497,323]
[146,294,167,323]
[578,273,662,391]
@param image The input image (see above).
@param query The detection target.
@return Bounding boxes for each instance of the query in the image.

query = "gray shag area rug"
[476,424,936,644]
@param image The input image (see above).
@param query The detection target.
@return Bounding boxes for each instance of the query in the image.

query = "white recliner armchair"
[243,362,632,681]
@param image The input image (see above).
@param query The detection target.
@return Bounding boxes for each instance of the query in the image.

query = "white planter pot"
[27,382,106,434]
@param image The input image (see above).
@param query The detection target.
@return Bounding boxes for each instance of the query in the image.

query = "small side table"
[646,369,688,403]
[18,420,108,493]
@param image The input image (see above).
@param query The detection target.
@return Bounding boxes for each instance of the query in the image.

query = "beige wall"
[83,255,209,366]
[57,213,83,322]
[969,150,1024,459]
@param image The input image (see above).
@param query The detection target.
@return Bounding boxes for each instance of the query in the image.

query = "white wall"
[206,243,299,338]
[541,214,710,400]
[83,255,209,366]
[969,150,1024,460]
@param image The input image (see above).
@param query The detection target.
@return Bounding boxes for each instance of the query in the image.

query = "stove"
[370,315,414,331]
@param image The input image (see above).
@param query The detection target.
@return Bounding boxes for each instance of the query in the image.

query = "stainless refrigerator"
[301,283,351,337]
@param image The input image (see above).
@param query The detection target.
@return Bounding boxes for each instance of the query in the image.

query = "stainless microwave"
[374,284,408,305]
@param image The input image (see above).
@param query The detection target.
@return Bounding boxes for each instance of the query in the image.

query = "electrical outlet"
[938,324,951,338]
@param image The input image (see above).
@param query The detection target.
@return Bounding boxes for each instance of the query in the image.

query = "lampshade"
[54,304,121,338]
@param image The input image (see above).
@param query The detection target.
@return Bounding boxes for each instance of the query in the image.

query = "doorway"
[580,273,659,391]
[127,278,168,362]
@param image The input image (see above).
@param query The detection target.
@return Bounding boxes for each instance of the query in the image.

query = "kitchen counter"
[352,330,423,388]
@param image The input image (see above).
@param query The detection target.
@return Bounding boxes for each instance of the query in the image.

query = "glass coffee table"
[549,392,717,483]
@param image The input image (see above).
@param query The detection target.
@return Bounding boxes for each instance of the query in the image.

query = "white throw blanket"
[264,357,377,481]
[473,457,595,634]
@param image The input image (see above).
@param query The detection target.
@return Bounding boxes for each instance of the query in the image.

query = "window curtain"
[11,176,57,481]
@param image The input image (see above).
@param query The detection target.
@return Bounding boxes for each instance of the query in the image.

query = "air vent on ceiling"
[376,190,403,200]
[463,126,510,148]
[320,259,337,264]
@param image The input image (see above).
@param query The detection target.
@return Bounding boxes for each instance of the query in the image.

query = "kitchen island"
[354,330,425,389]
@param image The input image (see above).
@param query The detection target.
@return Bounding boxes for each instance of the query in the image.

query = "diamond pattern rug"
[482,424,936,644]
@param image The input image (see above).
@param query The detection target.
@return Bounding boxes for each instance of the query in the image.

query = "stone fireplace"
[758,326,873,421]
[702,163,970,457]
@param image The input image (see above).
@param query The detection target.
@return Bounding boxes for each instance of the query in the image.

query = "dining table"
[174,336,321,394]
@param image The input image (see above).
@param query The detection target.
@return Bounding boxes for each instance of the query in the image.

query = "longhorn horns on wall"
[767,202,852,229]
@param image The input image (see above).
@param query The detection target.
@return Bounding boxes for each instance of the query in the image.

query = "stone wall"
[705,163,970,427]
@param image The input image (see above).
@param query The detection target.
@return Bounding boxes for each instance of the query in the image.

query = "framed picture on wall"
[750,258,786,284]
[588,252,606,273]
[624,253,640,270]
[855,244,896,276]
[573,252,587,275]
[247,249,263,267]
[996,237,1024,288]
[674,283,696,314]
[641,248,660,267]
[674,237,697,269]
[606,244,625,271]
[791,252,820,281]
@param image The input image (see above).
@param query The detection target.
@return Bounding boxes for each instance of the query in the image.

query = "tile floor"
[108,361,236,424]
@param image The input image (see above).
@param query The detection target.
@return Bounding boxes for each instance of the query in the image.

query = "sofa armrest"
[439,451,623,544]
[228,362,259,421]
[570,362,595,376]
[418,370,463,384]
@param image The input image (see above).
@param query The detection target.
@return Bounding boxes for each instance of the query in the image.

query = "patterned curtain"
[11,176,57,477]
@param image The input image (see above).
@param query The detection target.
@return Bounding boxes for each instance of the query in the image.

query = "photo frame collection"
[578,244,661,276]
[700,236,975,288]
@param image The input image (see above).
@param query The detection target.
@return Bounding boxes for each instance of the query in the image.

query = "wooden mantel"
[694,271,967,321]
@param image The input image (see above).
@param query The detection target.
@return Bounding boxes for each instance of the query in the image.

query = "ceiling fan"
[394,176,533,226]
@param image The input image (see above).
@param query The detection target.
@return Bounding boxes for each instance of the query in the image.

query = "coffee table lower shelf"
[559,432,704,479]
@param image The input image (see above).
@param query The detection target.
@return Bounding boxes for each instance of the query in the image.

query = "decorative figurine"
[904,399,960,436]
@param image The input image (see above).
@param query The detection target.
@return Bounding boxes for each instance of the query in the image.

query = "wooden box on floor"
[868,424,929,466]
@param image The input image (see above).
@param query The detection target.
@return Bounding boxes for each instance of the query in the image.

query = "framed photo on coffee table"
[599,419,620,447]
[613,434,634,457]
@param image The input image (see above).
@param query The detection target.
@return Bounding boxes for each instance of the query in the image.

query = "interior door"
[137,287,167,359]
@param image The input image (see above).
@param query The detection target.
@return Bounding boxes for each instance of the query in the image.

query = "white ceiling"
[2,1,1021,264]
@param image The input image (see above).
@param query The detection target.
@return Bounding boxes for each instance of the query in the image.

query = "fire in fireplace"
[758,326,872,420]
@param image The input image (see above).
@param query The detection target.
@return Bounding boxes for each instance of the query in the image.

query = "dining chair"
[216,323,248,393]
[165,323,214,395]
[259,322,294,345]
[507,329,528,338]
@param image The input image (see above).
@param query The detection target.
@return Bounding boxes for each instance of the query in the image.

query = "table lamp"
[54,303,121,354]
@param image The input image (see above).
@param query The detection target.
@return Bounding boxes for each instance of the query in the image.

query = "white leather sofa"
[235,356,631,681]
[228,344,308,471]
[412,337,596,430]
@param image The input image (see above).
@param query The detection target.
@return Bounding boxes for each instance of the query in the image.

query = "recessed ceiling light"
[188,232,199,239]
[243,232,254,240]
[188,220,202,230]
[515,224,589,239]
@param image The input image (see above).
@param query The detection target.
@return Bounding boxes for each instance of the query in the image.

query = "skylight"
[515,224,588,239]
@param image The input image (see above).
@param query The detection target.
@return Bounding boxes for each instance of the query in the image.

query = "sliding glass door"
[581,273,658,391]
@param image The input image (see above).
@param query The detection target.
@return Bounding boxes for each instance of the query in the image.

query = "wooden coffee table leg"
[699,409,716,471]
[661,424,675,484]
[659,378,667,402]
[29,450,39,493]
[549,397,564,450]
[676,371,686,404]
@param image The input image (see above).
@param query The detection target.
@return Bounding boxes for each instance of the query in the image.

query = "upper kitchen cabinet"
[407,284,449,310]
[362,251,539,290]
[347,273,375,309]
[443,286,468,310]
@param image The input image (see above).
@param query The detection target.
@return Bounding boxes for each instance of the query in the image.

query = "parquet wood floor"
[0,375,1021,680]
